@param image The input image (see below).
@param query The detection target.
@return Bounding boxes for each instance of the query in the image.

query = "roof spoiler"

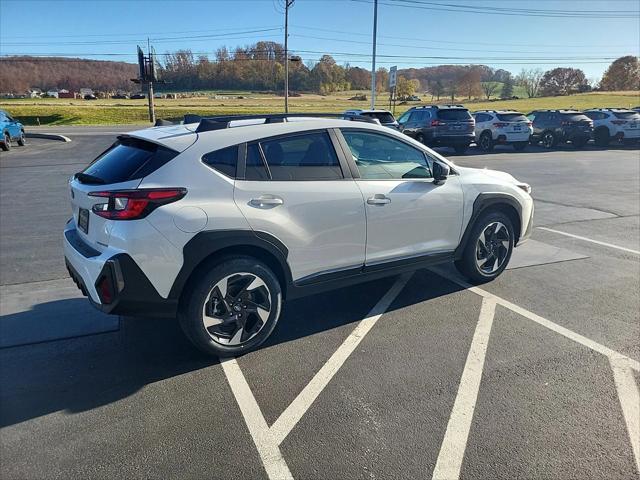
[192,113,379,133]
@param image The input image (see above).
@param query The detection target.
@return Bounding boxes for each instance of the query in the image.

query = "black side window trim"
[237,128,351,182]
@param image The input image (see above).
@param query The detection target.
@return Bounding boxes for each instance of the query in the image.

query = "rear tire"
[1,132,10,151]
[513,141,528,151]
[478,132,494,152]
[179,256,282,357]
[453,144,469,155]
[594,128,610,147]
[17,131,26,147]
[455,211,515,284]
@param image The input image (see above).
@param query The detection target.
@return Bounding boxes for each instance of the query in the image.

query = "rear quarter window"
[613,111,640,120]
[560,113,591,122]
[202,145,238,178]
[80,137,178,184]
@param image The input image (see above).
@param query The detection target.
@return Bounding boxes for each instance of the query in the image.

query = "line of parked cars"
[345,105,640,154]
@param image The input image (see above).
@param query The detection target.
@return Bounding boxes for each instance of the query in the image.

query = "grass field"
[2,90,638,126]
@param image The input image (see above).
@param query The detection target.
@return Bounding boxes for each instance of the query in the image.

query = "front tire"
[17,131,26,147]
[179,256,282,357]
[1,132,10,151]
[455,211,515,284]
[541,131,556,149]
[416,133,426,145]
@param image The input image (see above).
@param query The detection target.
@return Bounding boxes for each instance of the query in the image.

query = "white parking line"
[432,298,497,480]
[610,357,640,474]
[432,267,640,372]
[220,358,294,480]
[538,227,640,255]
[270,273,412,446]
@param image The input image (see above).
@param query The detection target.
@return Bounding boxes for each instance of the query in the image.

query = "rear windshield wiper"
[75,172,106,185]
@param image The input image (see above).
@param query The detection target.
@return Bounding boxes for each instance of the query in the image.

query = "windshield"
[613,111,640,120]
[496,113,528,122]
[437,109,472,121]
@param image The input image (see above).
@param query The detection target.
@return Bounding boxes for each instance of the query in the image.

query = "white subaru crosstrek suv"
[472,110,533,152]
[64,113,534,356]
[583,108,640,146]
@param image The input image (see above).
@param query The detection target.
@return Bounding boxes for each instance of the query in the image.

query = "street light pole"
[284,0,295,113]
[370,0,378,110]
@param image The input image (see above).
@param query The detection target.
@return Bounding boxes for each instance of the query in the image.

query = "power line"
[293,25,640,50]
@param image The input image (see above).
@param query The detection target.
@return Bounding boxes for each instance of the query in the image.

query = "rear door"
[233,130,366,282]
[339,129,464,264]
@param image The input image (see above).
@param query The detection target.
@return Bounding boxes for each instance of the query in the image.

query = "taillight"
[89,188,187,220]
[493,122,508,128]
[431,119,443,126]
[527,121,533,126]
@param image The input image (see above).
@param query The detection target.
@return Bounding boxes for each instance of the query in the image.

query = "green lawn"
[2,91,638,126]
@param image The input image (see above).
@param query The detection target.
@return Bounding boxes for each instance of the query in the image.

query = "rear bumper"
[495,132,531,143]
[430,134,474,146]
[64,223,177,317]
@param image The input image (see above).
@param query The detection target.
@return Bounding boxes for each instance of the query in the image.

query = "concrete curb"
[25,132,72,142]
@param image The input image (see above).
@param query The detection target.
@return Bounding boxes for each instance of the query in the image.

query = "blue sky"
[1,0,638,79]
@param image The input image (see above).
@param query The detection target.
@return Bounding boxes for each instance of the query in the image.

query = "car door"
[4,113,20,138]
[233,129,366,283]
[338,129,464,265]
[400,110,423,139]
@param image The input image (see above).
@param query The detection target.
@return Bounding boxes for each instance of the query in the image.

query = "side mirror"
[433,161,450,185]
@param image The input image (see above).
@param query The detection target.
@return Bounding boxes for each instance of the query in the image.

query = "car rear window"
[613,111,640,120]
[79,137,178,184]
[496,113,528,122]
[437,109,472,121]
[560,113,591,122]
[362,112,396,123]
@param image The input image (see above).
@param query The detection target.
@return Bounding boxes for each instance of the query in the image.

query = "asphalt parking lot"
[1,127,638,479]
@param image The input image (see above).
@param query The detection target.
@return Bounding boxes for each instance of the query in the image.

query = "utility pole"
[284,0,295,113]
[147,38,155,124]
[370,0,378,110]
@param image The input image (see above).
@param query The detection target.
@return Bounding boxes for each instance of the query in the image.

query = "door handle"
[249,195,284,208]
[367,194,391,205]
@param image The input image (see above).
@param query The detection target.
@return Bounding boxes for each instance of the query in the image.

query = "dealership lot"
[1,129,638,479]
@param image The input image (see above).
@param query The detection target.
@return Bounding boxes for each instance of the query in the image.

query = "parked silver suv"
[64,113,533,356]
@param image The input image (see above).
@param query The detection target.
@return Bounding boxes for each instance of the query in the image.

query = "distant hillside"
[0,56,137,93]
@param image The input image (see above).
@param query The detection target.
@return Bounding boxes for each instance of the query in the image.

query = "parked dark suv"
[528,110,593,149]
[397,105,475,154]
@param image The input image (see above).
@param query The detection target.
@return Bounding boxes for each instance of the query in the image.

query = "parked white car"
[472,110,533,152]
[583,108,640,146]
[64,113,533,356]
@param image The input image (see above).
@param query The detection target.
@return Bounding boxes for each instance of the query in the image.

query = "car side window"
[259,131,343,181]
[202,145,238,178]
[527,113,536,122]
[342,130,432,180]
[245,143,270,181]
[397,110,411,124]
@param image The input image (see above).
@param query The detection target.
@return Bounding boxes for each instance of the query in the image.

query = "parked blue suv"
[0,110,26,151]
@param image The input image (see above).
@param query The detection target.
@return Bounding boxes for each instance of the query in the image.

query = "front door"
[234,130,366,283]
[339,129,464,265]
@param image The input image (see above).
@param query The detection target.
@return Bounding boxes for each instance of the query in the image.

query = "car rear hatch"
[495,113,530,133]
[70,135,182,252]
[435,109,475,136]
[560,113,593,135]
[613,111,640,134]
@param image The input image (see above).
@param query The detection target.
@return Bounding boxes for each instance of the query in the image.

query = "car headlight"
[517,183,532,194]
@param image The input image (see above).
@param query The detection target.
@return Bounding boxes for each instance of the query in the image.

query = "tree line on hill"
[1,41,637,99]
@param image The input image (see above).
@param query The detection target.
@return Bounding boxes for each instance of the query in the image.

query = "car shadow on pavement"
[0,269,464,428]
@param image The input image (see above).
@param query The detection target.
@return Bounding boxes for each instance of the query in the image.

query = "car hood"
[456,166,520,184]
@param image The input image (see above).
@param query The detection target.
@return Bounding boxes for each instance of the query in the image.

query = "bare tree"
[517,68,544,98]
[481,81,500,100]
